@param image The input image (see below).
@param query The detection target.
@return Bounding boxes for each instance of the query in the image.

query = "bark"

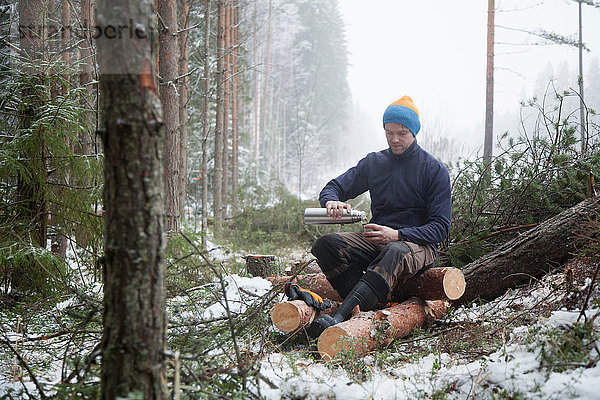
[270,300,341,333]
[260,0,272,157]
[252,0,259,170]
[158,0,181,231]
[96,0,168,397]
[578,0,586,153]
[75,0,97,249]
[231,0,239,213]
[79,0,96,156]
[317,297,449,360]
[221,0,230,220]
[213,0,225,228]
[267,267,466,304]
[483,0,494,164]
[179,0,190,220]
[460,195,600,303]
[201,0,211,249]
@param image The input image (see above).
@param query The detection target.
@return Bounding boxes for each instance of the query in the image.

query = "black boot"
[307,270,390,339]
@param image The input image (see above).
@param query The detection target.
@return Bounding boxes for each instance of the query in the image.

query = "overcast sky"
[339,0,600,152]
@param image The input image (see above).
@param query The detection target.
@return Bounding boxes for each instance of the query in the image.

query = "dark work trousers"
[311,232,436,301]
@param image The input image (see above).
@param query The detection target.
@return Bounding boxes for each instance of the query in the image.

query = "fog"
[339,0,600,163]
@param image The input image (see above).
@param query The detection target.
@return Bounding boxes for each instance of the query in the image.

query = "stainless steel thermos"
[303,208,367,225]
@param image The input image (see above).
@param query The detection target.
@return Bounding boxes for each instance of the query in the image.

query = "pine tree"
[96,0,168,397]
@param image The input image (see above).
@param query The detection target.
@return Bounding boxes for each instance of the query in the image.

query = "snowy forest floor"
[1,240,599,399]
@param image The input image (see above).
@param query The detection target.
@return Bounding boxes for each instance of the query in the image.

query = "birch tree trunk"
[96,0,168,397]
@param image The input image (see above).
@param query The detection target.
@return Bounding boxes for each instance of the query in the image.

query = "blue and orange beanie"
[382,96,420,136]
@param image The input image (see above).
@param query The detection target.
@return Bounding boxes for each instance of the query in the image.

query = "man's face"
[385,122,415,155]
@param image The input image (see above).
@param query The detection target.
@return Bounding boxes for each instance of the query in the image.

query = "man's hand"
[363,223,399,245]
[325,200,352,219]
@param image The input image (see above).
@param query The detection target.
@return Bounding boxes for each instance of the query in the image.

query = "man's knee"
[311,233,345,259]
[381,241,411,259]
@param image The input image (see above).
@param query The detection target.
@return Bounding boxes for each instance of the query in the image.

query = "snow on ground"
[250,271,600,400]
[201,274,273,319]
[2,259,599,399]
[256,308,600,400]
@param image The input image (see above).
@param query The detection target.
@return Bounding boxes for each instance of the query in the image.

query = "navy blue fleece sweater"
[319,141,452,247]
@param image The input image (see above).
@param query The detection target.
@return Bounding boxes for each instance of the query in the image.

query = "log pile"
[268,267,464,359]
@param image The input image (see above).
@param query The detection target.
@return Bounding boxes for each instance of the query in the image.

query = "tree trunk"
[231,0,239,214]
[270,300,341,333]
[221,0,230,220]
[50,0,72,258]
[79,0,95,158]
[578,0,586,153]
[158,0,181,232]
[252,0,259,174]
[75,0,98,250]
[483,0,494,164]
[213,0,225,229]
[96,0,168,397]
[460,195,600,303]
[201,0,211,248]
[317,298,449,360]
[267,267,466,304]
[179,0,190,222]
[260,0,272,164]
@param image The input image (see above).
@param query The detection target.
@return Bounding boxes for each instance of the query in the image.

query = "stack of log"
[268,267,465,360]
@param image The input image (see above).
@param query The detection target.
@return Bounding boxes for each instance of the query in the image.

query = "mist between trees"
[0,0,599,398]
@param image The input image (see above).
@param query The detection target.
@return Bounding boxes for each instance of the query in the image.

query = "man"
[307,96,452,338]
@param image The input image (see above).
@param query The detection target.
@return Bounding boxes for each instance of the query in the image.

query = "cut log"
[399,267,465,301]
[267,267,465,303]
[317,297,449,360]
[460,195,600,303]
[270,300,341,332]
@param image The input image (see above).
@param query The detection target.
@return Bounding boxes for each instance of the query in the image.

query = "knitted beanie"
[382,96,421,136]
